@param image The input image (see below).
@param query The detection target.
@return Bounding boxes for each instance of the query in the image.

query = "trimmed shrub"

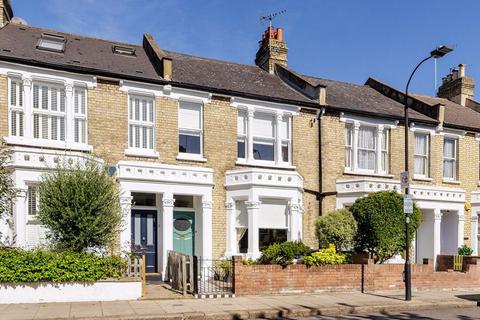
[350,191,422,263]
[315,209,357,251]
[38,160,121,252]
[303,244,346,266]
[258,241,311,266]
[458,245,474,256]
[0,248,126,283]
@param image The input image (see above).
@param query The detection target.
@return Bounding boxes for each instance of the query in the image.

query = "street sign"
[400,171,409,189]
[404,194,413,214]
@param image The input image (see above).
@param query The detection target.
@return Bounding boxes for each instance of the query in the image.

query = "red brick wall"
[232,256,480,295]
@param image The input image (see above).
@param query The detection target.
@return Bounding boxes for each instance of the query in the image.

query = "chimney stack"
[0,0,13,27]
[255,26,288,74]
[437,64,474,106]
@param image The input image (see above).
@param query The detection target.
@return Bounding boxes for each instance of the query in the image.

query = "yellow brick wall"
[320,111,479,245]
[0,75,7,138]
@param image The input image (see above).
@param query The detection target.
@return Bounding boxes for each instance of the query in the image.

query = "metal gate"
[194,257,233,297]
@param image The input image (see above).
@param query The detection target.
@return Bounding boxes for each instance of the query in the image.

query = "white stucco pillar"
[201,198,213,260]
[65,83,74,144]
[13,188,27,248]
[160,193,174,280]
[433,209,442,265]
[22,77,32,138]
[275,111,283,165]
[119,191,133,254]
[471,213,478,256]
[458,211,465,249]
[288,201,301,241]
[225,200,236,256]
[247,108,254,162]
[246,200,261,259]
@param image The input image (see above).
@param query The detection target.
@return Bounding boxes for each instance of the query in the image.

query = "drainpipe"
[317,106,325,216]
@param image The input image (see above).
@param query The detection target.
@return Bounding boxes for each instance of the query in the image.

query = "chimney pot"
[276,27,283,41]
[255,26,288,74]
[459,64,466,77]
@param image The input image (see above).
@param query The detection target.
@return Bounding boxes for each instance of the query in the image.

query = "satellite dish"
[11,17,28,26]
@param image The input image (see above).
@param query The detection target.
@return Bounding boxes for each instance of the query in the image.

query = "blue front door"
[131,210,157,273]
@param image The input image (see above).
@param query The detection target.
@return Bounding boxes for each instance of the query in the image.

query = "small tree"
[38,160,121,252]
[350,191,422,263]
[315,209,357,251]
[0,143,15,246]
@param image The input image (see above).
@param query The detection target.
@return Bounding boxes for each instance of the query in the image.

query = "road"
[295,307,480,319]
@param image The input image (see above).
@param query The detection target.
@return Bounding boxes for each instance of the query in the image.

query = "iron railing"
[194,257,233,295]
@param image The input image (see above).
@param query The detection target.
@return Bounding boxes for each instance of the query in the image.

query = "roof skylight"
[113,45,136,56]
[37,33,65,53]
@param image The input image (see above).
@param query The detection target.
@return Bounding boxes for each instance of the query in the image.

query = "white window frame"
[443,136,458,181]
[8,77,24,137]
[345,123,353,170]
[236,108,294,168]
[32,82,67,142]
[6,73,92,151]
[73,86,88,144]
[177,100,205,161]
[414,132,430,178]
[27,185,39,219]
[341,115,395,176]
[125,94,158,158]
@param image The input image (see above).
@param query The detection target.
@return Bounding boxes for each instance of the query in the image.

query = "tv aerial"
[260,10,286,28]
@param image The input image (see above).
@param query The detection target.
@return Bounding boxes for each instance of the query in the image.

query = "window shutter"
[179,101,201,130]
[41,86,48,110]
[11,110,17,136]
[28,186,37,216]
[60,88,66,112]
[33,85,39,109]
[10,80,16,106]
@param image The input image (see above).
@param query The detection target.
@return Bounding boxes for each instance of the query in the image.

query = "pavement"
[0,290,479,320]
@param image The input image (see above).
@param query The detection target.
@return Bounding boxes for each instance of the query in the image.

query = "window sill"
[236,159,296,170]
[4,136,93,152]
[443,179,461,185]
[343,170,394,179]
[176,153,207,162]
[413,176,433,182]
[124,148,159,159]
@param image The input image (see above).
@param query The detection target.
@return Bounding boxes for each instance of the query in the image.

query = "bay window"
[236,108,292,166]
[344,122,390,174]
[128,95,155,150]
[443,137,457,180]
[7,77,90,149]
[414,132,429,177]
[178,101,203,157]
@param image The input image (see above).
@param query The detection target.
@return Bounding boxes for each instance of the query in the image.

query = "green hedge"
[0,249,126,283]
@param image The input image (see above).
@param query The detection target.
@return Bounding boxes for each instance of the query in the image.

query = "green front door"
[173,211,195,256]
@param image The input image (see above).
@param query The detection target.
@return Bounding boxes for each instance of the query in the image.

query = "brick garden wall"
[232,256,480,295]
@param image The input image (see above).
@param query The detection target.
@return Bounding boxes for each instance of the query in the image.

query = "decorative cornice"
[434,211,443,220]
[458,214,465,222]
[202,201,213,209]
[225,201,234,210]
[15,188,27,198]
[245,201,261,209]
[162,198,175,207]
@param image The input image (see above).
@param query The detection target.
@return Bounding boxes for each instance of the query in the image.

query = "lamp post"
[403,45,453,301]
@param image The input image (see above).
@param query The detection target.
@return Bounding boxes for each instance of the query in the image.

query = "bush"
[303,244,346,266]
[0,248,126,283]
[315,209,357,251]
[458,245,474,256]
[0,143,15,246]
[38,160,122,252]
[258,241,311,266]
[242,258,258,266]
[350,191,422,263]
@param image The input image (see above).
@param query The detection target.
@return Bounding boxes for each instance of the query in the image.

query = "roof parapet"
[275,64,326,106]
[366,77,442,125]
[143,33,172,81]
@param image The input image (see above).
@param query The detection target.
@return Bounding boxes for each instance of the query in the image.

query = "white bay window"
[344,121,390,175]
[7,77,90,150]
[237,108,292,166]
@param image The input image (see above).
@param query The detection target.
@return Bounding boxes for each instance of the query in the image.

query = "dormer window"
[37,33,65,53]
[113,45,136,56]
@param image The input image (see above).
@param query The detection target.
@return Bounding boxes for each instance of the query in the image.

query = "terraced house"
[1,0,480,278]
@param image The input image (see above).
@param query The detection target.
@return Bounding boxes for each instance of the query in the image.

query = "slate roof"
[301,75,436,123]
[412,94,480,131]
[0,23,314,106]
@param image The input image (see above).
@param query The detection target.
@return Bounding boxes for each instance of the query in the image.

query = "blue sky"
[10,0,480,97]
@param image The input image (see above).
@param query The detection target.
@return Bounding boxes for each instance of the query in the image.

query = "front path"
[0,290,479,320]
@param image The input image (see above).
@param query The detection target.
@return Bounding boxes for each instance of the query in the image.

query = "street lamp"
[403,45,453,301]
